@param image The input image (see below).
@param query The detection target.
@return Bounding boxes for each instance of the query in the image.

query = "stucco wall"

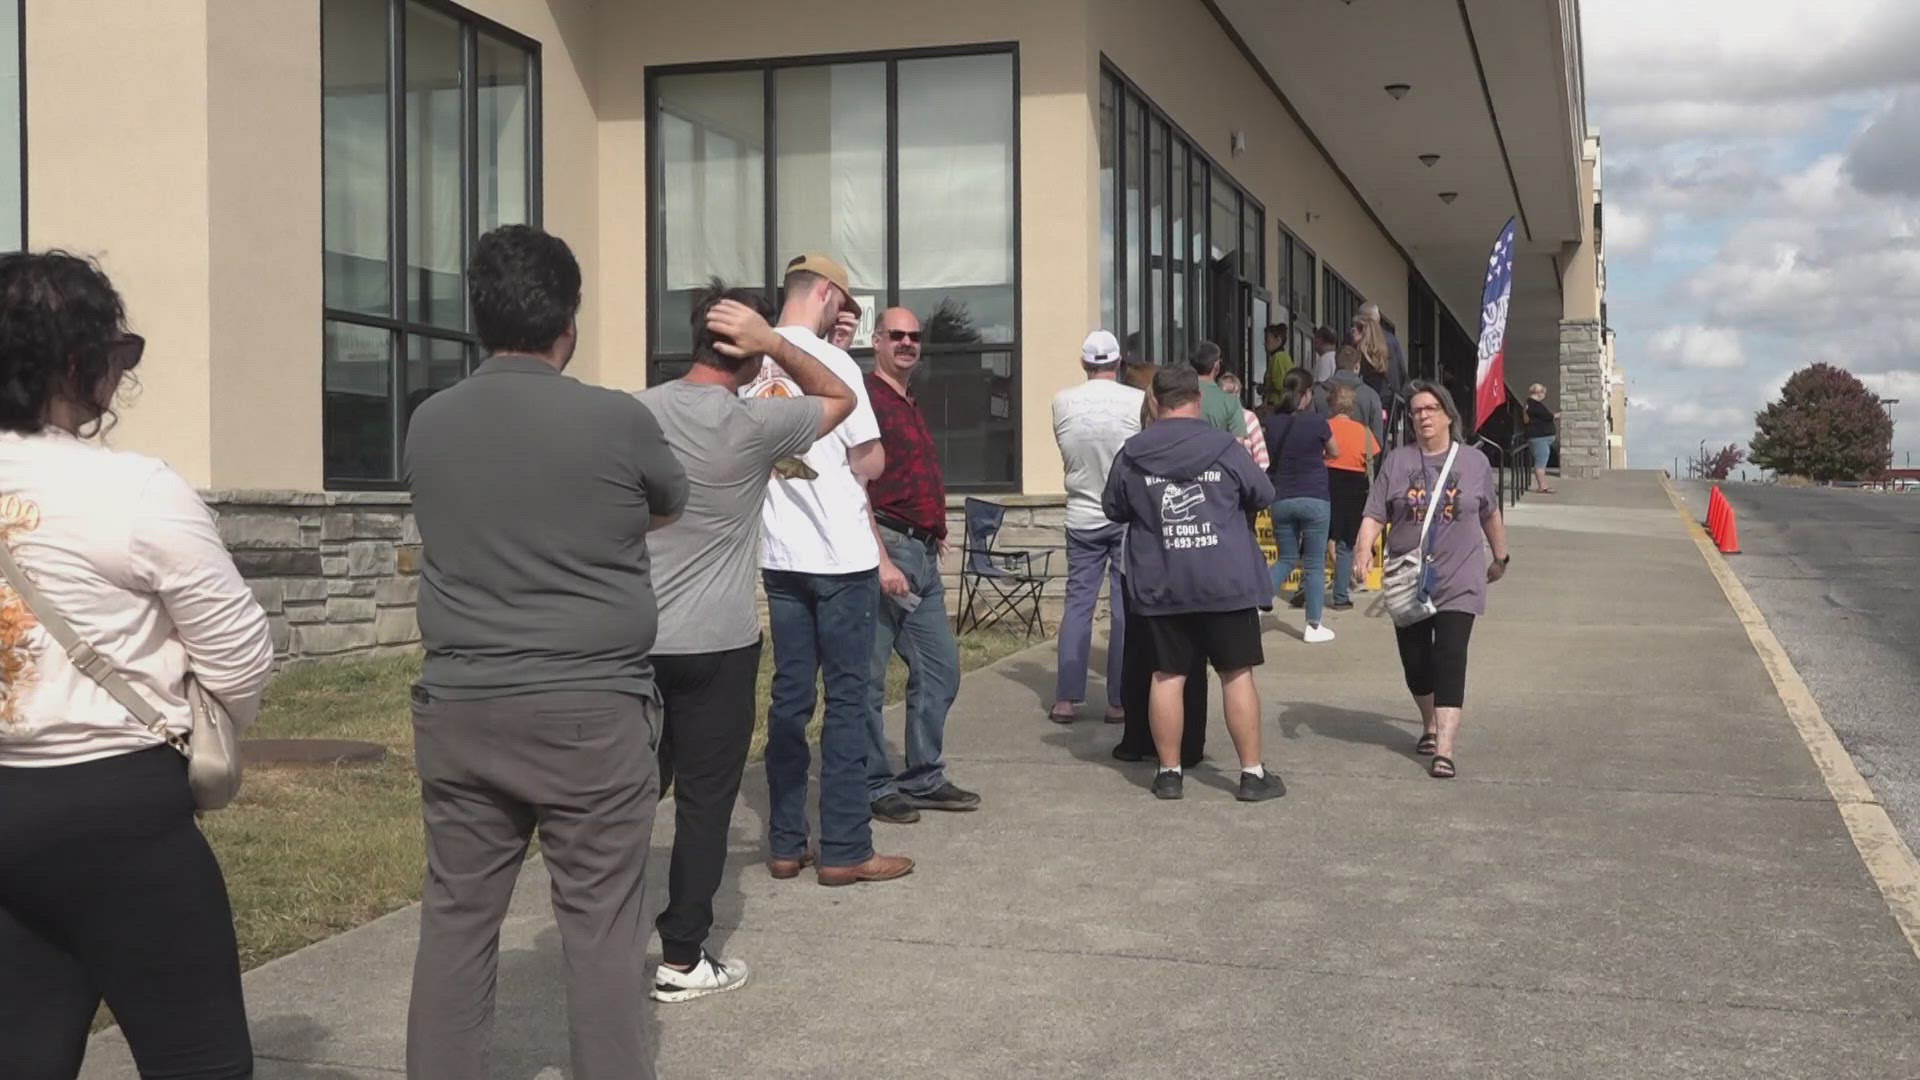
[27,1,216,483]
[1091,0,1410,332]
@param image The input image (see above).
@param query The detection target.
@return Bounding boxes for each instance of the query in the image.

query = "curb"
[1660,475,1920,962]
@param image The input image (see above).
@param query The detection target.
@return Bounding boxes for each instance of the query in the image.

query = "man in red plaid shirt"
[861,306,982,825]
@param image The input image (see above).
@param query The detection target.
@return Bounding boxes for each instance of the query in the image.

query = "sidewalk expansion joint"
[255,1052,405,1075]
[1661,475,1920,965]
[712,923,1919,1023]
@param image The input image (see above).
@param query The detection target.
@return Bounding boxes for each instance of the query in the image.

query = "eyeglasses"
[109,333,146,372]
[1410,405,1445,417]
[886,330,922,343]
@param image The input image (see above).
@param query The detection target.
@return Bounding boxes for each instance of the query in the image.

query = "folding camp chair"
[954,497,1058,638]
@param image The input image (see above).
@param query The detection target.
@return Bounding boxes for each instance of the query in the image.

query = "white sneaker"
[651,951,750,1003]
[1303,624,1336,644]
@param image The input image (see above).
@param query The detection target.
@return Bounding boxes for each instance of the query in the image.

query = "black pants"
[0,746,252,1080]
[654,640,763,967]
[1116,602,1208,766]
[1394,611,1476,709]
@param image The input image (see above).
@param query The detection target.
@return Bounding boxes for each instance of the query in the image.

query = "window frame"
[644,42,1023,493]
[4,0,24,249]
[1100,61,1266,371]
[321,0,544,491]
[1322,263,1364,340]
[1277,224,1316,364]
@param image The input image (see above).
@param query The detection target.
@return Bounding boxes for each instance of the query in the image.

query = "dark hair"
[1405,378,1463,440]
[0,251,132,436]
[1152,363,1202,411]
[691,279,776,376]
[1188,340,1223,377]
[468,225,581,355]
[783,269,825,304]
[1265,323,1287,336]
[1313,325,1340,350]
[1274,367,1316,415]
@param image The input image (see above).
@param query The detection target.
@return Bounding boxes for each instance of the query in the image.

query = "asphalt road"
[1698,482,1920,855]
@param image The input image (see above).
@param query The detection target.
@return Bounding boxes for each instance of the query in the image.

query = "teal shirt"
[1202,381,1248,438]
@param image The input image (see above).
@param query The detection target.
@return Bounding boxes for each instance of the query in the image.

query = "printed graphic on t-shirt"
[1147,471,1223,551]
[740,362,818,481]
[0,494,44,731]
[1405,476,1462,524]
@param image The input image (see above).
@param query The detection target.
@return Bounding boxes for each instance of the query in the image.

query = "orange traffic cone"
[1707,485,1725,537]
[1716,500,1741,554]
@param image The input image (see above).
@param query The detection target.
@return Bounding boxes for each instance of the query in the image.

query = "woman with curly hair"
[0,252,272,1077]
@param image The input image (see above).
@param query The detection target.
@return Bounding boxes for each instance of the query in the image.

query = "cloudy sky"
[1581,0,1920,473]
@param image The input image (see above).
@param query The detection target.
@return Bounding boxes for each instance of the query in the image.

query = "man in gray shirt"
[403,225,687,1080]
[635,285,854,1003]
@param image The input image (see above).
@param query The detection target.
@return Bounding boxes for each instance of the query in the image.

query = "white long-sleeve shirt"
[0,430,274,768]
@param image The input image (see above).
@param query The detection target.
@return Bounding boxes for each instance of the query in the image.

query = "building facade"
[18,0,1608,661]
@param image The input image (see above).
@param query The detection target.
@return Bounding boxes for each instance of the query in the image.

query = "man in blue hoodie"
[1102,365,1285,803]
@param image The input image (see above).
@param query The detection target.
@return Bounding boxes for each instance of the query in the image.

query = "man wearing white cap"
[1047,330,1145,723]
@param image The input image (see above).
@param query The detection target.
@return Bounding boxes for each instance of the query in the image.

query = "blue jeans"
[1529,435,1555,472]
[1270,496,1332,624]
[1331,538,1356,606]
[762,569,877,869]
[867,529,961,800]
[1054,524,1126,708]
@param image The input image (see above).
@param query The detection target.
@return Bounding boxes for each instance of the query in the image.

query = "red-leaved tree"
[1691,443,1746,481]
[1749,364,1893,482]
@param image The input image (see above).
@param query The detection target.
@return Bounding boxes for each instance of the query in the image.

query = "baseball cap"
[784,253,861,317]
[1081,329,1122,367]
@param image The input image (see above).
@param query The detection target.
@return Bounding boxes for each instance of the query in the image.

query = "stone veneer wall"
[208,491,1080,667]
[207,492,422,666]
[1558,319,1609,479]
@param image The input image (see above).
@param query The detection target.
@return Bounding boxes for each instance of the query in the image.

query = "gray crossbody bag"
[1380,443,1458,628]
[0,543,243,810]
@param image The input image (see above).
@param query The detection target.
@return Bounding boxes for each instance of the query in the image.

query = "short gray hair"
[1405,379,1463,442]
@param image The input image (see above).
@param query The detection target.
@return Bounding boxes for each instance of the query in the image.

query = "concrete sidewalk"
[84,472,1920,1078]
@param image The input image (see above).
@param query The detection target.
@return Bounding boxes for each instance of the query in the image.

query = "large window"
[648,46,1019,490]
[321,0,540,487]
[1277,226,1315,364]
[0,0,21,251]
[1323,265,1365,340]
[1098,65,1266,385]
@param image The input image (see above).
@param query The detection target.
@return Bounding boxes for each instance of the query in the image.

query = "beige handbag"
[0,543,243,809]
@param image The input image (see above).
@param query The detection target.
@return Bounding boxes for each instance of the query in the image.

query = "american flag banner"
[1474,218,1517,430]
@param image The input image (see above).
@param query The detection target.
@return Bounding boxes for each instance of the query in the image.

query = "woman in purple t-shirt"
[1352,381,1511,779]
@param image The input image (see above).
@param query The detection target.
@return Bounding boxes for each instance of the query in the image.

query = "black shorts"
[1143,609,1264,675]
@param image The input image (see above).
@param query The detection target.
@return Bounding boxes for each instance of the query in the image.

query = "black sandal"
[1428,755,1456,779]
[1415,733,1438,756]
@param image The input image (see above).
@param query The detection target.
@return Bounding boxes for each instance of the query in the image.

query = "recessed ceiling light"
[1385,84,1411,100]
[1420,154,1441,167]
[1439,192,1459,204]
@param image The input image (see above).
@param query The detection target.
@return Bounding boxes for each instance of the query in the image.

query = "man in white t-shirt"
[1047,330,1144,723]
[742,254,913,888]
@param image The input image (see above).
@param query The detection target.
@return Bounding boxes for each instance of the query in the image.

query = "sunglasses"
[109,333,146,372]
[886,330,922,344]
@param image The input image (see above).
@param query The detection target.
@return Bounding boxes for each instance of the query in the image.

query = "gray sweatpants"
[406,688,661,1080]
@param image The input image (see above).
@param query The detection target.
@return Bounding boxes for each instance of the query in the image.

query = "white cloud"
[1604,206,1655,256]
[1646,326,1746,370]
[1586,0,1920,469]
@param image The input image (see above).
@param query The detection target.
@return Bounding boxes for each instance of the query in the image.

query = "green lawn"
[203,630,1036,971]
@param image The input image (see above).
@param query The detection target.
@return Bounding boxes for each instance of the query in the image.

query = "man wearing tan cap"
[741,254,913,887]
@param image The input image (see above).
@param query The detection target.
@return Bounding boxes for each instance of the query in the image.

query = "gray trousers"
[407,688,661,1080]
[1054,524,1127,708]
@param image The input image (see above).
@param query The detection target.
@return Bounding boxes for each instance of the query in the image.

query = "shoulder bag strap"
[1414,444,1460,553]
[0,542,170,736]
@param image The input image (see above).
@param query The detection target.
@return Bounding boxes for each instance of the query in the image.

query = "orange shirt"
[1327,416,1380,473]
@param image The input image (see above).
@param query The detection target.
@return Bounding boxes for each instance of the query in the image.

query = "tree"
[1749,363,1893,482]
[1690,443,1745,481]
